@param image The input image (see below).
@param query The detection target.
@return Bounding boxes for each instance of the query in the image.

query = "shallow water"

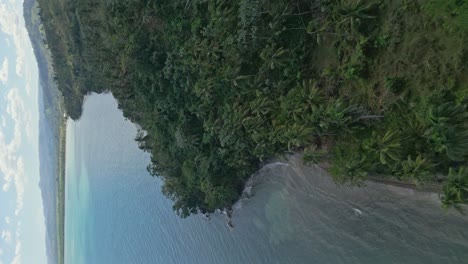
[65,93,468,264]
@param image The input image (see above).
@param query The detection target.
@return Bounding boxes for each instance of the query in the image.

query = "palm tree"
[363,130,402,165]
[398,155,432,182]
[259,45,289,70]
[425,102,468,161]
[442,167,468,212]
[334,0,379,34]
[280,79,325,124]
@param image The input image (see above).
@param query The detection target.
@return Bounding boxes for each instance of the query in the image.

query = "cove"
[65,93,468,264]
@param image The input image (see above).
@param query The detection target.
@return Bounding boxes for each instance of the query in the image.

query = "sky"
[0,0,47,263]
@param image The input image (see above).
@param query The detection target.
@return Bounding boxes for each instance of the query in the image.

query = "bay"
[65,93,468,264]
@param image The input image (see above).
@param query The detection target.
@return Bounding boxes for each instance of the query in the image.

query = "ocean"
[64,93,468,264]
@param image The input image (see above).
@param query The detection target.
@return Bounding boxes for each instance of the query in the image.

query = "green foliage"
[334,0,380,34]
[330,139,369,185]
[37,0,468,216]
[384,77,406,94]
[303,145,327,165]
[424,102,468,161]
[442,167,468,212]
[424,0,468,33]
[398,155,433,183]
[374,34,390,48]
[363,131,401,166]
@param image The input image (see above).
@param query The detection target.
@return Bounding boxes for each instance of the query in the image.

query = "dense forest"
[37,0,468,216]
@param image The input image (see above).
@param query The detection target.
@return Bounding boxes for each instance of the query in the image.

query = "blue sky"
[0,0,47,263]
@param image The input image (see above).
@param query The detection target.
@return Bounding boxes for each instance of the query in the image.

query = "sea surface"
[65,93,468,264]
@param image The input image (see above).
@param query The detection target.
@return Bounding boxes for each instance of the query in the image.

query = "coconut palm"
[335,0,379,34]
[259,44,289,70]
[442,167,468,212]
[398,155,432,182]
[425,102,468,161]
[363,130,402,166]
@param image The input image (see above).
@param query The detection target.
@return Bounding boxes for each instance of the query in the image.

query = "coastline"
[48,93,468,264]
[233,152,446,214]
[286,153,445,206]
[317,159,443,194]
[56,111,66,264]
[229,152,449,229]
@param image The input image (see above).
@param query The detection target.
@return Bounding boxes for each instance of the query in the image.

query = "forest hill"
[37,0,468,216]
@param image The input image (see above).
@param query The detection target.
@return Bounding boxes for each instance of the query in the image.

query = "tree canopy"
[37,0,468,216]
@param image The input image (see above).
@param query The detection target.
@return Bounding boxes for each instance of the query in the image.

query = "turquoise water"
[65,94,468,264]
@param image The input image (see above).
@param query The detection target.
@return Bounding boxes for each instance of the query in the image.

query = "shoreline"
[227,152,459,230]
[366,176,443,194]
[227,151,452,226]
[55,96,67,264]
[293,153,444,195]
[285,153,448,206]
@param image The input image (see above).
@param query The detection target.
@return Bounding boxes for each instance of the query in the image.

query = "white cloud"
[1,230,12,245]
[11,243,21,264]
[0,133,26,217]
[0,224,22,264]
[0,88,30,216]
[13,158,24,216]
[0,57,8,84]
[0,122,21,193]
[0,1,39,263]
[0,134,19,192]
[15,157,24,215]
[10,222,21,264]
[25,82,30,96]
[0,3,27,77]
[7,88,33,141]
